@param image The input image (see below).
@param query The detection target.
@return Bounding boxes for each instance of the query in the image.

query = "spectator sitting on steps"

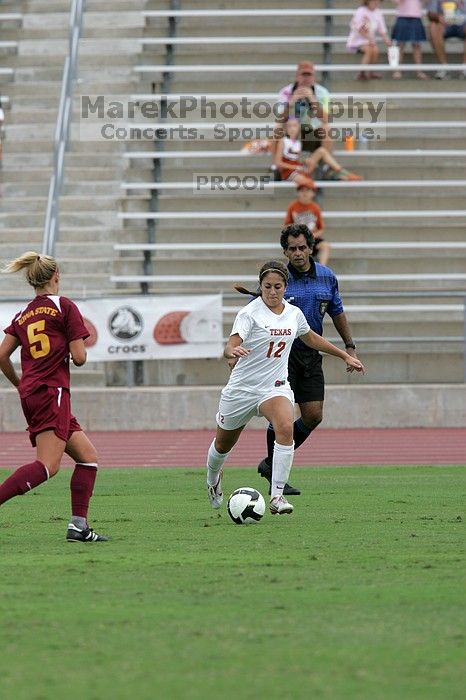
[390,0,428,79]
[427,0,466,78]
[347,0,392,80]
[274,60,332,156]
[274,118,363,185]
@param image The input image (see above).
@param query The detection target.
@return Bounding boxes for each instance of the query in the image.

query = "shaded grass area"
[0,466,465,700]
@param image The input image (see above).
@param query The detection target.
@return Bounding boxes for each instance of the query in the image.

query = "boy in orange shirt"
[284,184,330,265]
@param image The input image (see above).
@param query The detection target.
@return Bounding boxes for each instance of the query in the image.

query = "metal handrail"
[42,0,84,257]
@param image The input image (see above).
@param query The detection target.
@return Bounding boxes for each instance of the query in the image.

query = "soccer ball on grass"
[227,487,266,525]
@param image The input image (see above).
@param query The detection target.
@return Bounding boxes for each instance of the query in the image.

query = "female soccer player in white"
[206,261,365,515]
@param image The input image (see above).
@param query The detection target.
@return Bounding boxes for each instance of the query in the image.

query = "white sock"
[271,441,294,498]
[206,439,230,486]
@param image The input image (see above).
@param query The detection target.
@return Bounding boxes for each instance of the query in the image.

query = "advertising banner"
[0,295,223,361]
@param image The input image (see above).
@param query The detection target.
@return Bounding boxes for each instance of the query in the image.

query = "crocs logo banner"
[108,306,143,341]
[0,297,223,362]
[74,296,222,360]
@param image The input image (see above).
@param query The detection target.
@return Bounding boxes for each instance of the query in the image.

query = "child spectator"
[391,0,428,78]
[284,184,330,265]
[347,0,392,80]
[427,0,466,79]
[274,119,363,185]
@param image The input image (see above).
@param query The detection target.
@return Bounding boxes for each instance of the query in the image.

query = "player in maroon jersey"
[0,251,108,542]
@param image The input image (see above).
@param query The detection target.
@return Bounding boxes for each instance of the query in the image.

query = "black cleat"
[257,458,301,496]
[66,524,109,542]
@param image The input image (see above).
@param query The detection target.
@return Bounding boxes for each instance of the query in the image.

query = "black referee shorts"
[288,345,325,404]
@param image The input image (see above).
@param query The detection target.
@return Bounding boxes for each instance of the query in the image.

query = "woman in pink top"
[347,0,391,80]
[391,0,427,78]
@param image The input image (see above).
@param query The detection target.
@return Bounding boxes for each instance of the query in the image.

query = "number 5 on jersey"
[27,320,51,359]
[266,340,286,358]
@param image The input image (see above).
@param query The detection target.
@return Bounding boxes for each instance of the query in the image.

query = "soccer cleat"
[269,495,294,515]
[434,69,448,80]
[207,470,223,509]
[66,523,109,542]
[257,458,301,496]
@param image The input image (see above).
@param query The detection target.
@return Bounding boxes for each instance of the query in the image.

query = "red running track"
[0,428,464,468]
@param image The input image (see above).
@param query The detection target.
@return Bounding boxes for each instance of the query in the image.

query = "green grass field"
[0,465,464,700]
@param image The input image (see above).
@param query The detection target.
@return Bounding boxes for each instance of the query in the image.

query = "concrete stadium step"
[149,222,466,244]
[111,275,466,295]
[322,350,464,384]
[0,226,131,243]
[0,275,115,297]
[136,350,463,386]
[112,254,466,277]
[1,166,123,181]
[145,191,466,213]
[168,75,466,92]
[0,211,118,227]
[0,195,121,212]
[0,368,106,389]
[0,241,114,259]
[157,161,466,181]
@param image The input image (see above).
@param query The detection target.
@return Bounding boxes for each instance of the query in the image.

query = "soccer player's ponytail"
[2,251,58,289]
[233,285,261,297]
[234,260,289,297]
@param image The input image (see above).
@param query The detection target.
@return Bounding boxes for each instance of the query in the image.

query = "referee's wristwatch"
[345,343,356,350]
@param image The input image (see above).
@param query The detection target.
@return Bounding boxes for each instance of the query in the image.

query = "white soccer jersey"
[223,296,310,398]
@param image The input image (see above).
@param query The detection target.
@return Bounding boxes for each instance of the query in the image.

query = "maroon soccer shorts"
[21,385,82,447]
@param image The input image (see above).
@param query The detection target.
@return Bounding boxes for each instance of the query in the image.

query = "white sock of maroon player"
[206,440,230,487]
[0,460,49,505]
[70,462,97,529]
[271,442,294,498]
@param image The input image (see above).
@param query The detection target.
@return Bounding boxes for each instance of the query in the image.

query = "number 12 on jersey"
[266,340,286,358]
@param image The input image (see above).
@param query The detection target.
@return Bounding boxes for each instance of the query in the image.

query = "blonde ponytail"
[2,251,58,289]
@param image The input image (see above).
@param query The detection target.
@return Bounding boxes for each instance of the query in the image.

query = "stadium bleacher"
[1,0,465,392]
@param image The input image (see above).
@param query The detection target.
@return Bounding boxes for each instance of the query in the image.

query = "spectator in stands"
[284,184,330,266]
[391,0,428,78]
[427,0,466,78]
[347,0,392,80]
[274,60,332,154]
[274,118,363,185]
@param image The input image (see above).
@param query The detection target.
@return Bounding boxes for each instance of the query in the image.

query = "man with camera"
[275,61,332,153]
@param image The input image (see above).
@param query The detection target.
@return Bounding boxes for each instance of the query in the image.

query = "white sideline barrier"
[0,13,22,21]
[118,210,466,221]
[140,36,349,45]
[129,91,466,102]
[110,273,466,283]
[134,63,466,73]
[0,68,14,76]
[0,41,18,49]
[123,149,466,159]
[123,120,466,130]
[223,303,463,314]
[120,179,466,191]
[114,242,466,252]
[142,9,397,18]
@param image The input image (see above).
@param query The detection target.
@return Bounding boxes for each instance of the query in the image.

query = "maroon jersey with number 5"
[3,294,89,398]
